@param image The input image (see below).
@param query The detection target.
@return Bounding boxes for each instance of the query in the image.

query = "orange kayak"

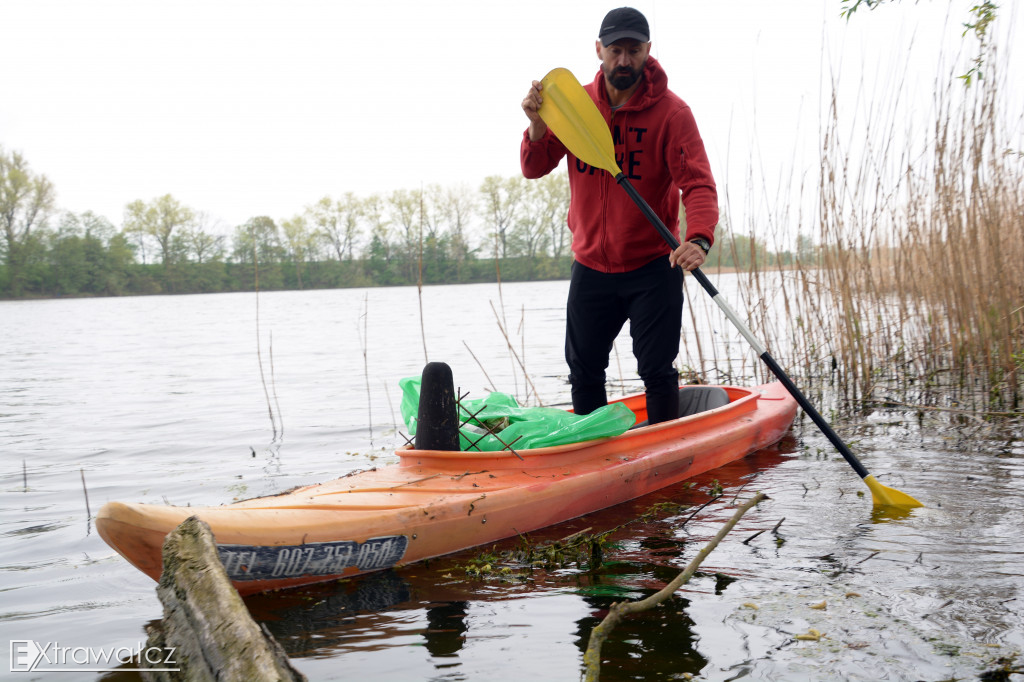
[97,382,796,595]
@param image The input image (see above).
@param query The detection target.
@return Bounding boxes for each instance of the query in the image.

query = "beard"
[603,62,643,91]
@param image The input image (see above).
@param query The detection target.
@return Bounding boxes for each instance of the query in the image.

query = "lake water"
[1,278,1022,681]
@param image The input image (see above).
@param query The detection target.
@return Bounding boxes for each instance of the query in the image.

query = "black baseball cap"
[598,7,650,46]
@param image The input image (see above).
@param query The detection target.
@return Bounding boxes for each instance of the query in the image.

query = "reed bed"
[725,48,1023,414]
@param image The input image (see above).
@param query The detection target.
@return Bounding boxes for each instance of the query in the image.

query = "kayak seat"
[631,386,730,428]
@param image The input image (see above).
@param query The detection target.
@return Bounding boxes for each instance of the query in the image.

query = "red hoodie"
[521,57,718,273]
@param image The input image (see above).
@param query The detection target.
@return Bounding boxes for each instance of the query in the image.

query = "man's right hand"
[522,80,549,141]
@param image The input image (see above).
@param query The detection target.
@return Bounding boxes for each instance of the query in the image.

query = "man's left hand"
[669,241,706,271]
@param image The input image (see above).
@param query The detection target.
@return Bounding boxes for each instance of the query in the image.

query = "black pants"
[565,256,683,424]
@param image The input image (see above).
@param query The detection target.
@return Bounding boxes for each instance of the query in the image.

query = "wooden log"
[141,516,306,681]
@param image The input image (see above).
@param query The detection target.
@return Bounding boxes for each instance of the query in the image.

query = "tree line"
[1,147,799,299]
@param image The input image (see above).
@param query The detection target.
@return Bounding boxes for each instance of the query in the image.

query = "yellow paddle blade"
[538,68,622,176]
[863,474,924,509]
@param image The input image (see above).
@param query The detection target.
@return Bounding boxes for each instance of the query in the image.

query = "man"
[520,6,718,424]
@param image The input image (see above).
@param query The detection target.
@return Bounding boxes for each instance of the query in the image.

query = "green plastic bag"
[399,376,636,452]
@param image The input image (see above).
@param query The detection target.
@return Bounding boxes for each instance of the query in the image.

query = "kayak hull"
[97,382,796,595]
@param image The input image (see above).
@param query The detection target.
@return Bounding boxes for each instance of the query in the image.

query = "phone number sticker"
[217,535,409,581]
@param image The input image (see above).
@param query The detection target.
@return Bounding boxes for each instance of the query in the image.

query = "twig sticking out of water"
[742,528,766,545]
[730,482,751,504]
[463,341,497,394]
[80,469,91,519]
[382,379,398,433]
[681,274,709,377]
[22,459,27,491]
[583,492,767,682]
[742,516,785,545]
[492,243,519,400]
[255,325,278,439]
[680,494,722,528]
[269,331,284,439]
[253,234,281,441]
[518,305,529,403]
[489,301,544,407]
[418,189,429,366]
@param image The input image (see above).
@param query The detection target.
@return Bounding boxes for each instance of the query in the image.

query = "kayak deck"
[97,382,796,595]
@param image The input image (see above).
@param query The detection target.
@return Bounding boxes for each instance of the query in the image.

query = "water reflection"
[869,503,917,524]
[423,601,469,659]
[575,594,707,680]
[250,571,412,655]
[249,567,713,680]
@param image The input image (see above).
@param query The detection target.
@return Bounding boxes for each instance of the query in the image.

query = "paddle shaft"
[615,174,872,480]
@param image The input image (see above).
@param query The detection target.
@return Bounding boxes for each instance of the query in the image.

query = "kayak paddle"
[535,67,923,509]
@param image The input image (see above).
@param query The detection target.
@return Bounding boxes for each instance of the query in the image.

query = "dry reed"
[816,51,1021,410]
[728,45,1023,413]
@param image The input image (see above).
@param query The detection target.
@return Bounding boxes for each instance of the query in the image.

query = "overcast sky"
[3,0,1021,234]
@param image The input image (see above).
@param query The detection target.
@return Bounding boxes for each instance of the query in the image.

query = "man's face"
[596,38,651,92]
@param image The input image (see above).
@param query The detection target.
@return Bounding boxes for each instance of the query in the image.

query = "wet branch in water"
[583,492,767,682]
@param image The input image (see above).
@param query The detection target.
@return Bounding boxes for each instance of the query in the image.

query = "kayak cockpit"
[398,385,759,471]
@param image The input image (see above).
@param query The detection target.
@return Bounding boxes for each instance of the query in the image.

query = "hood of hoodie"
[589,55,669,114]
